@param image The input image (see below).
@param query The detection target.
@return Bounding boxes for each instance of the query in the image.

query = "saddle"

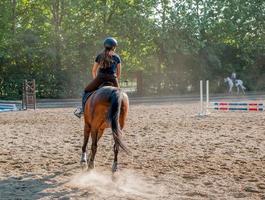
[82,82,115,110]
[75,82,116,118]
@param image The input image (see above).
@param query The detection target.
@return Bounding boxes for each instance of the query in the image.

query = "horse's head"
[224,77,232,83]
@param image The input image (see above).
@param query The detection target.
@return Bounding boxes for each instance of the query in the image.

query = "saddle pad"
[82,91,94,109]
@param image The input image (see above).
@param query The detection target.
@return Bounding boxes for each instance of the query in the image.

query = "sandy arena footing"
[0,102,265,199]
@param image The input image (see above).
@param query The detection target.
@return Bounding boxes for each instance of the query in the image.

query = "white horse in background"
[224,77,246,95]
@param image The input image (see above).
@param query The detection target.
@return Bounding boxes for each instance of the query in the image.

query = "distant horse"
[224,77,246,95]
[80,86,129,173]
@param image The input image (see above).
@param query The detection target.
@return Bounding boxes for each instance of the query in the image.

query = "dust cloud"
[68,169,166,199]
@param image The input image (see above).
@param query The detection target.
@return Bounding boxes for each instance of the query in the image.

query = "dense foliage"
[0,0,264,99]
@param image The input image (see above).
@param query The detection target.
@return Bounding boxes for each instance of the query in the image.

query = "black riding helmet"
[103,37,117,49]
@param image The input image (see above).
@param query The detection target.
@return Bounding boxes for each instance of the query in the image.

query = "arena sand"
[0,102,265,199]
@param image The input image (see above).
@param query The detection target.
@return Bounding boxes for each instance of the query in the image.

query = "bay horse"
[80,86,129,173]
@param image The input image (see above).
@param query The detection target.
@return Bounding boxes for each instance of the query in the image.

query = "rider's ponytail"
[99,47,113,69]
[99,37,117,69]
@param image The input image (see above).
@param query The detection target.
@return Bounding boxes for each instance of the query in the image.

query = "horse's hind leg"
[81,124,90,164]
[112,115,127,173]
[241,85,246,95]
[88,129,98,169]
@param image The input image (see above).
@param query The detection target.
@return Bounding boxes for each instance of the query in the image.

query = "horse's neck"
[227,78,233,85]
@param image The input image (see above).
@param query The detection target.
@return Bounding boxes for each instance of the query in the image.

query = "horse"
[224,77,246,95]
[80,86,130,173]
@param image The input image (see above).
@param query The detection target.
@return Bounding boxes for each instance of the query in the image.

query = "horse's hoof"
[88,161,95,170]
[80,162,87,170]
[112,162,118,173]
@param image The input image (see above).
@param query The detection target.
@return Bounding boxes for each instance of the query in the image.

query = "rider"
[231,72,236,83]
[74,37,121,118]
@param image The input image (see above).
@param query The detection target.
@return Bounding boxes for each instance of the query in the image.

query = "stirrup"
[74,107,83,118]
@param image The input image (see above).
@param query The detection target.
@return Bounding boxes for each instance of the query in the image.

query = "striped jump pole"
[211,102,264,106]
[213,107,264,111]
[209,102,264,111]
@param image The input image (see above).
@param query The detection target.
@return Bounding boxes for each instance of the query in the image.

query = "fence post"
[199,80,203,115]
[206,80,209,113]
[136,71,143,96]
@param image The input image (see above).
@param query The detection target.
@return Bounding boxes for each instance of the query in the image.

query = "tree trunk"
[50,0,64,72]
[11,0,16,36]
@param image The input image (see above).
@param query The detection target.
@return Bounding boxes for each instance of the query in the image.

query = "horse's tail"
[108,89,130,154]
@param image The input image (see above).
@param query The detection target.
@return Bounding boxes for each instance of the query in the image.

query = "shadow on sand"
[0,170,77,199]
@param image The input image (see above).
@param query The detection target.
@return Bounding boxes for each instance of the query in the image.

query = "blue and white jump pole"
[0,104,18,112]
